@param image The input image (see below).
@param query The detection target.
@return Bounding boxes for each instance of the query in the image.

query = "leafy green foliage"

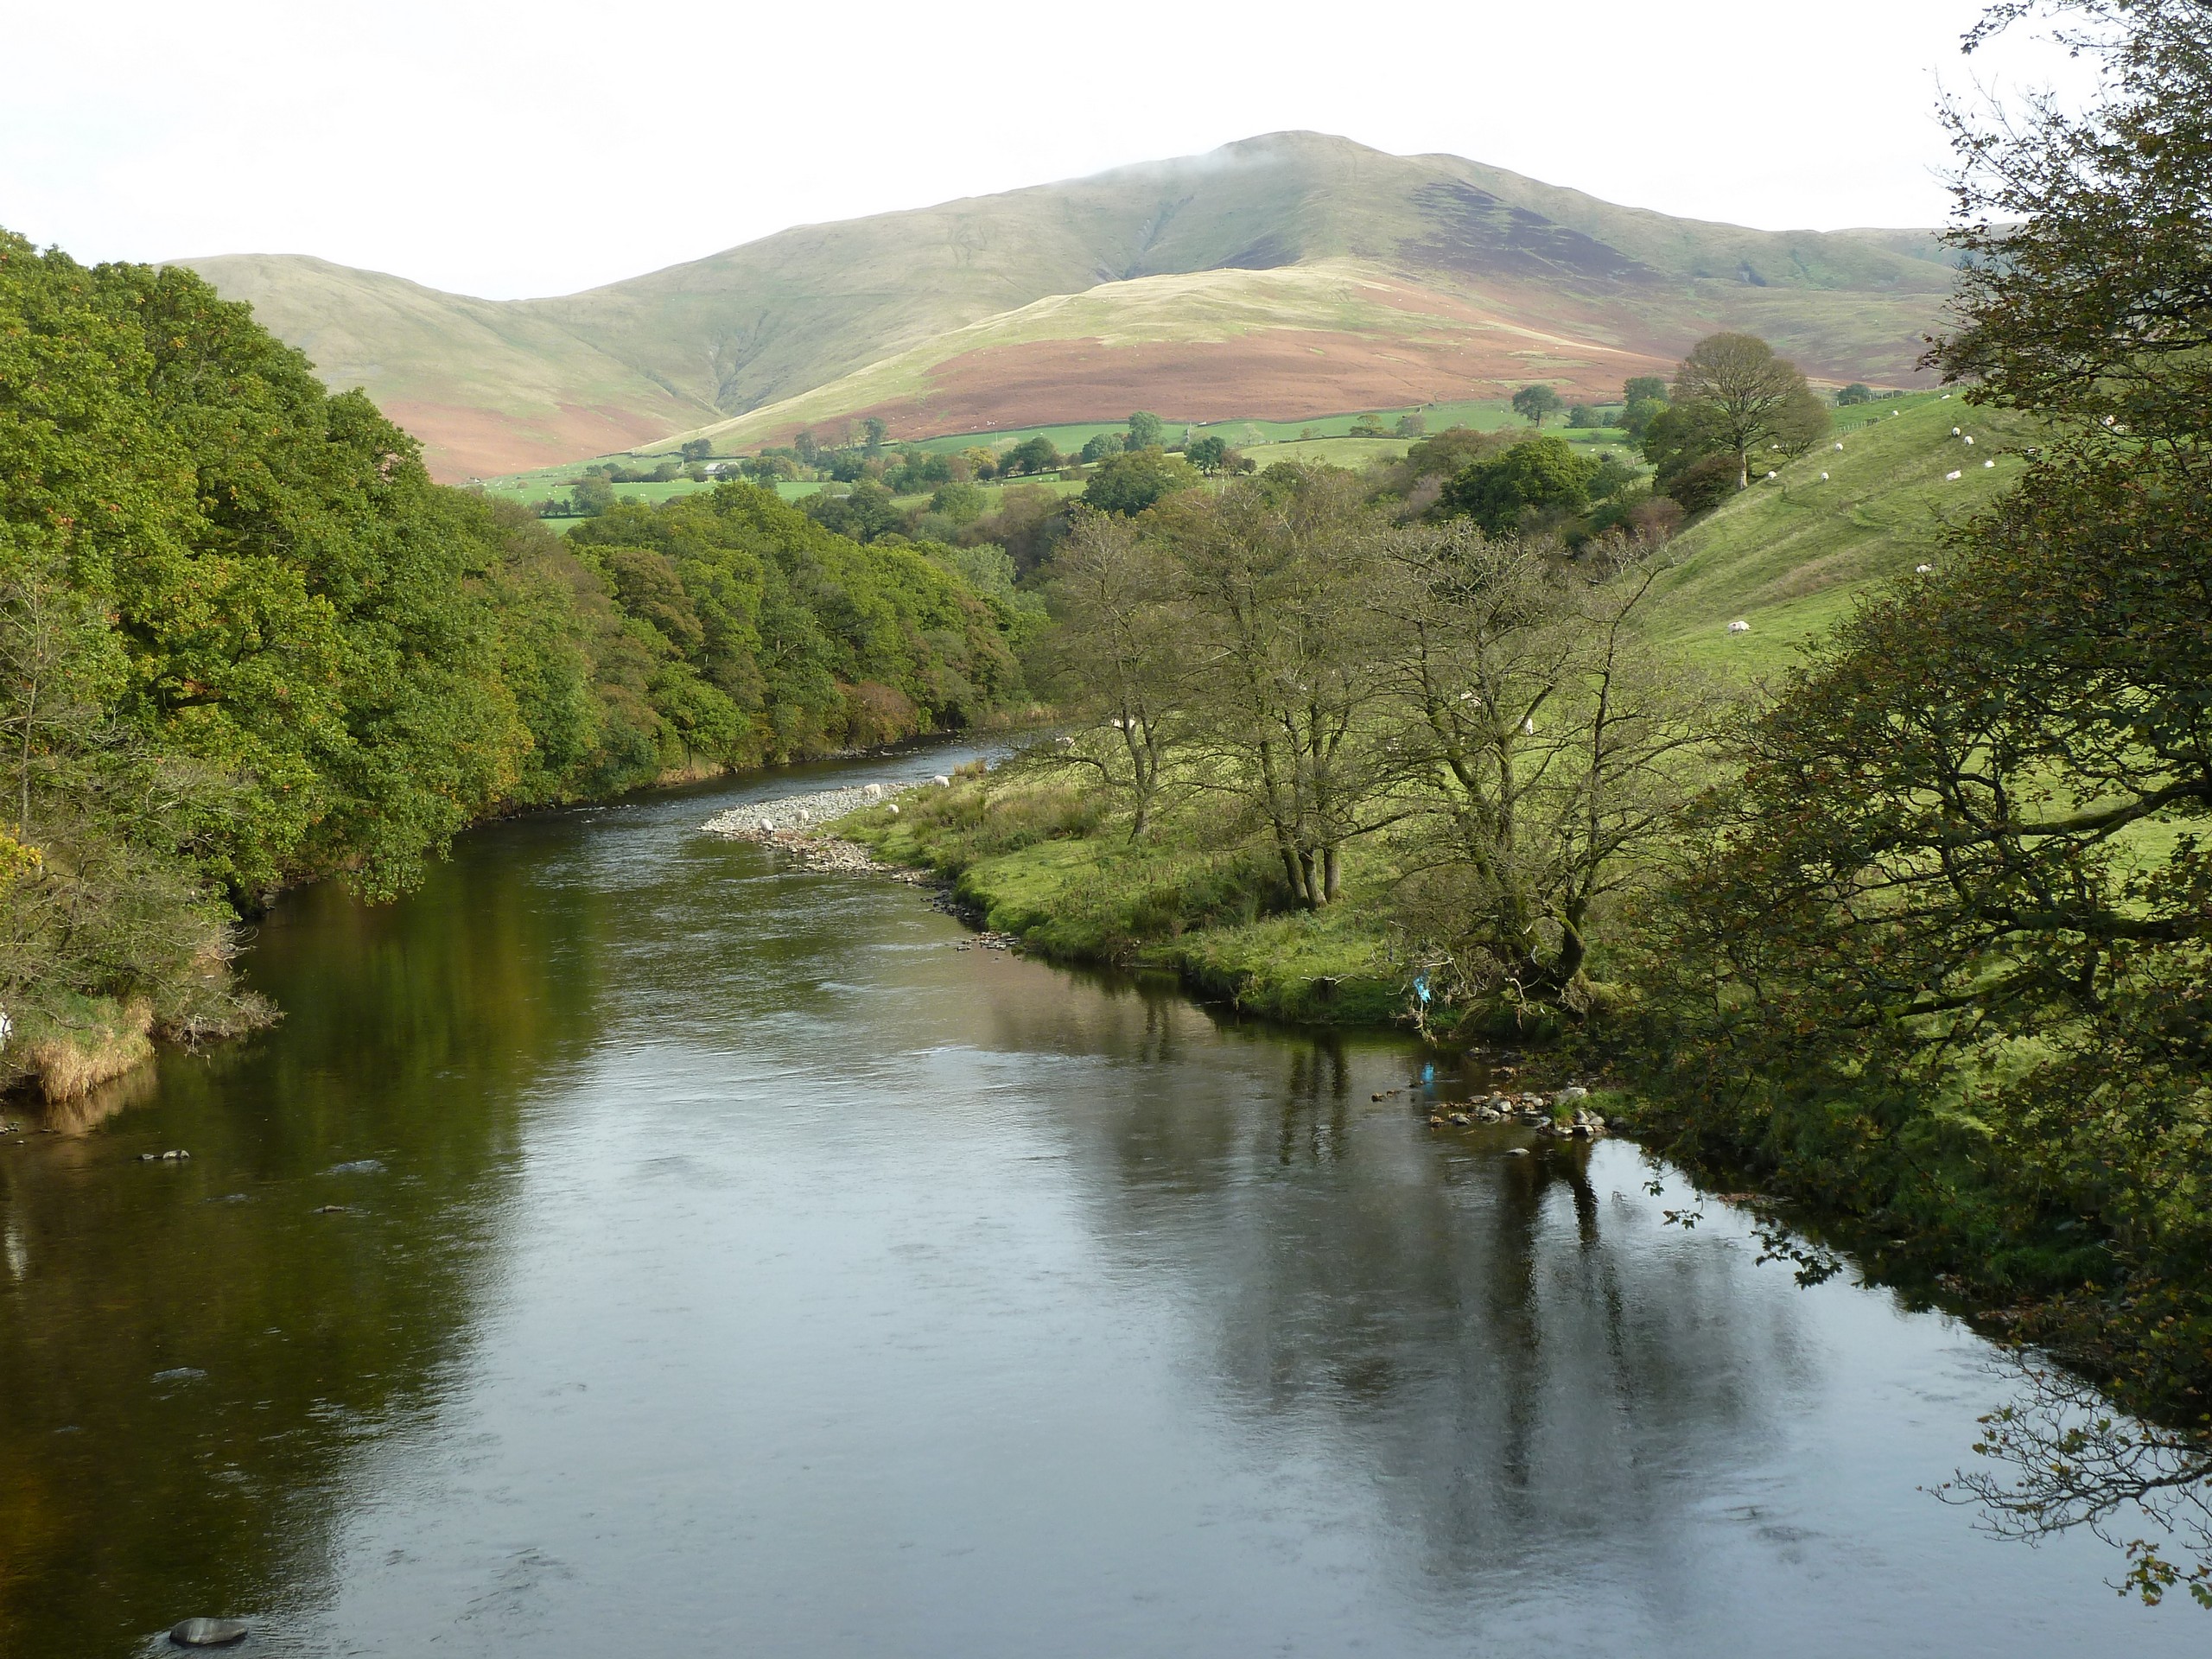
[0,232,1027,1094]
[1437,436,1600,533]
[1650,333,1828,493]
[926,481,989,524]
[802,480,904,542]
[999,435,1063,477]
[1630,0,2212,1458]
[1081,448,1202,516]
[1510,385,1564,427]
[569,483,1025,763]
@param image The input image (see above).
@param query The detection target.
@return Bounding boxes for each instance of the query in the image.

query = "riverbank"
[830,765,1417,1028]
[3,745,983,1111]
[822,764,2212,1446]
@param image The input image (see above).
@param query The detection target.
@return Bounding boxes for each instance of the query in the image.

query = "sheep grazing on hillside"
[1985,460,1996,467]
[1916,563,1935,574]
[1728,620,1751,633]
[1953,427,1962,437]
[1964,435,1974,445]
[1947,470,1963,480]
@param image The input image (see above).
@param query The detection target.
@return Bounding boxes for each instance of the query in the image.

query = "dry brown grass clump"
[22,1000,155,1103]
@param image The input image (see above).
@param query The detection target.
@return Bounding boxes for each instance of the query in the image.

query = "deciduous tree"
[1510,384,1564,428]
[1374,529,1717,1006]
[1033,512,1192,838]
[1667,333,1827,489]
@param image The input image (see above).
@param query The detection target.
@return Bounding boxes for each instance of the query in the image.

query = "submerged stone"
[169,1617,248,1647]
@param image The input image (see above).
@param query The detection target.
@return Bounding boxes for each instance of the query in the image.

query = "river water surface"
[1,750,2202,1656]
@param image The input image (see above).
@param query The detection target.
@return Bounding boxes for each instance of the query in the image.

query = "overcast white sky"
[3,0,2086,301]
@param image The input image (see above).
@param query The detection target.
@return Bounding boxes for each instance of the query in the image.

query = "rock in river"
[169,1617,249,1647]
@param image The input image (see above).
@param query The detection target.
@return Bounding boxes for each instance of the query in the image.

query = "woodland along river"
[0,747,2202,1657]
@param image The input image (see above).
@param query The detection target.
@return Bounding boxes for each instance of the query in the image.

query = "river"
[0,748,2200,1656]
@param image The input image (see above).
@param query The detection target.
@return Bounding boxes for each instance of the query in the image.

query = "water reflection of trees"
[987,994,1819,1592]
[0,825,607,1655]
[1943,1359,2212,1611]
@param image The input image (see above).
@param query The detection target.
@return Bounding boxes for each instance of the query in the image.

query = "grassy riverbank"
[839,766,1417,1027]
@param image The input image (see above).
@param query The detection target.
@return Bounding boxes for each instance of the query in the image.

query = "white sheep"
[1946,470,1963,480]
[1728,620,1751,633]
[1953,427,1961,436]
[1916,563,1935,574]
[1964,435,1974,446]
[1984,459,1995,468]
[1834,442,1845,451]
[1820,472,1830,481]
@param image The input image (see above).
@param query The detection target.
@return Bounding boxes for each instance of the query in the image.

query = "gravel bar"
[701,777,942,876]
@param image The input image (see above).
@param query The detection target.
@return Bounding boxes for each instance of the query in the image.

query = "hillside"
[181,133,1961,480]
[178,255,723,478]
[1644,395,2037,675]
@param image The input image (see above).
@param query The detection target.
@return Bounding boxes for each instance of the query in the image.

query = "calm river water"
[1,749,2201,1656]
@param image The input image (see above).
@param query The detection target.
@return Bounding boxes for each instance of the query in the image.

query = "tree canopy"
[1631,0,2212,1510]
[1510,384,1564,428]
[0,230,1028,1096]
[1437,436,1601,534]
[1082,447,1202,516]
[1656,333,1827,490]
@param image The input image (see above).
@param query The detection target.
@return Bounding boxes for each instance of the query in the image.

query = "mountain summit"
[184,133,1955,479]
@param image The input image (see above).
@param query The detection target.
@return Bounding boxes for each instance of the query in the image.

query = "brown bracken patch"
[754,326,1677,447]
[386,400,702,483]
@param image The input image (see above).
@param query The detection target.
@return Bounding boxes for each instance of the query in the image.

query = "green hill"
[1644,396,2036,677]
[178,133,1958,480]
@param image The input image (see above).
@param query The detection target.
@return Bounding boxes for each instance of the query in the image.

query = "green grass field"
[1643,392,2031,676]
[846,397,1633,461]
[481,395,1640,505]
